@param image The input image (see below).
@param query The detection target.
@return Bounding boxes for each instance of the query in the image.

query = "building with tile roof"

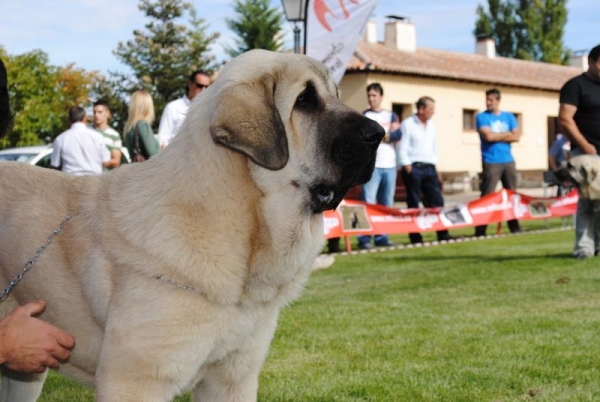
[339,17,587,189]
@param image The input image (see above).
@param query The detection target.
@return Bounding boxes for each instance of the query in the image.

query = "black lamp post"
[281,0,307,54]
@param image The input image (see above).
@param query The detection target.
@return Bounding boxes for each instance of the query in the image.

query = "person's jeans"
[474,162,521,236]
[357,167,396,246]
[574,196,600,257]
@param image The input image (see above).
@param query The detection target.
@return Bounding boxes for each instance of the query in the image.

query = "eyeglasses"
[193,82,209,89]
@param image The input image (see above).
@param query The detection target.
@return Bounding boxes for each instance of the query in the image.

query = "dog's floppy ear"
[209,74,288,170]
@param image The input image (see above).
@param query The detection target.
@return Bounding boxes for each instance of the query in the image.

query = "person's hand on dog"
[0,301,75,373]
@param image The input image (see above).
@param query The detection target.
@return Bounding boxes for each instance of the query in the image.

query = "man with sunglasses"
[158,70,211,148]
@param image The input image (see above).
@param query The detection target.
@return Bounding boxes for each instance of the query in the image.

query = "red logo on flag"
[313,0,360,32]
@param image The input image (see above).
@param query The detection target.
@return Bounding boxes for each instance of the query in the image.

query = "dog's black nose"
[361,119,385,144]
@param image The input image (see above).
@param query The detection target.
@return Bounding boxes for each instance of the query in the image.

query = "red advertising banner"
[323,189,578,239]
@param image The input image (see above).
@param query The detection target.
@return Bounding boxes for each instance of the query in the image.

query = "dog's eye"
[296,92,307,107]
[294,81,320,112]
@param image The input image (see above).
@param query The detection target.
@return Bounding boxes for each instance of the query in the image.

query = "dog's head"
[567,155,600,200]
[209,50,384,213]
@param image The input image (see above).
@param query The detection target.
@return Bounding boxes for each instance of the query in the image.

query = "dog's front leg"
[94,291,212,402]
[192,346,270,402]
[192,360,259,402]
[95,331,184,402]
[191,308,280,402]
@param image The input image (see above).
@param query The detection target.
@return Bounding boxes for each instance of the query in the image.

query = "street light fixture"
[281,0,308,54]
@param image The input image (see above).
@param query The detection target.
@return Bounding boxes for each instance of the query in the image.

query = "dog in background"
[565,155,600,200]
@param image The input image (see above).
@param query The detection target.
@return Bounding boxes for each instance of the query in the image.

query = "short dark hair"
[93,99,111,110]
[416,96,434,109]
[486,88,501,99]
[186,71,210,96]
[366,83,383,96]
[589,44,600,63]
[68,106,86,123]
[0,58,12,138]
[189,70,210,82]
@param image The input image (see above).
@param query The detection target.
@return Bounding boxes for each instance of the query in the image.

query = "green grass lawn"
[39,219,600,401]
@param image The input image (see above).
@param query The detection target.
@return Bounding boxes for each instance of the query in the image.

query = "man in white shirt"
[356,83,401,250]
[399,96,455,244]
[51,106,110,176]
[157,70,211,148]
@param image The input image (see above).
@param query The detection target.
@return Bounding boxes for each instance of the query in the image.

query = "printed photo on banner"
[528,200,553,218]
[340,205,372,232]
[439,205,473,227]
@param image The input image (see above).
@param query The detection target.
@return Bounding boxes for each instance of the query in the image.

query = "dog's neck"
[108,108,321,307]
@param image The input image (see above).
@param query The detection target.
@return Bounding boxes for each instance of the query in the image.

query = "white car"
[0,144,131,168]
[0,145,53,168]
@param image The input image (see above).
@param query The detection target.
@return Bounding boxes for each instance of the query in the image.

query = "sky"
[0,0,598,77]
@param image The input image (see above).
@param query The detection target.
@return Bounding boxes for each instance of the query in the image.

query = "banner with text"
[306,0,379,84]
[323,189,579,239]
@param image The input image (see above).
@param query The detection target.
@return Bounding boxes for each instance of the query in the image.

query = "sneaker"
[358,242,373,250]
[575,252,593,260]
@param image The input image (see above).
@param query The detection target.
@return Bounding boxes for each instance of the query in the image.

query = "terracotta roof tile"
[347,41,582,91]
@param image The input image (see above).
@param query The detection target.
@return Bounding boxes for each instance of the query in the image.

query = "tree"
[0,48,97,148]
[113,0,219,125]
[474,0,569,65]
[225,0,284,58]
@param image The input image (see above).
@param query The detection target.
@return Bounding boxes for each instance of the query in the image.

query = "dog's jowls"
[0,50,384,401]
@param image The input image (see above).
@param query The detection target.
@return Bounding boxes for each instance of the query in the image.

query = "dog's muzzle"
[310,116,385,213]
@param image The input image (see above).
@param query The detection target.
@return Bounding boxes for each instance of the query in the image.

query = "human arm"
[398,120,412,173]
[157,104,174,148]
[558,103,597,155]
[388,112,402,142]
[103,149,122,169]
[476,112,521,143]
[478,126,521,143]
[0,301,75,373]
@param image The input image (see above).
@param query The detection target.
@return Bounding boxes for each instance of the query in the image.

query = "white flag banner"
[305,0,379,84]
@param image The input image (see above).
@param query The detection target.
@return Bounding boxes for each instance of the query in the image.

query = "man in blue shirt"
[474,88,522,237]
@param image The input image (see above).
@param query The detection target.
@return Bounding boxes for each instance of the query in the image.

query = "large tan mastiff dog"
[0,50,384,401]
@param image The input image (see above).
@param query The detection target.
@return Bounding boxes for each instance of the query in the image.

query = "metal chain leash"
[153,275,205,296]
[0,214,72,302]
